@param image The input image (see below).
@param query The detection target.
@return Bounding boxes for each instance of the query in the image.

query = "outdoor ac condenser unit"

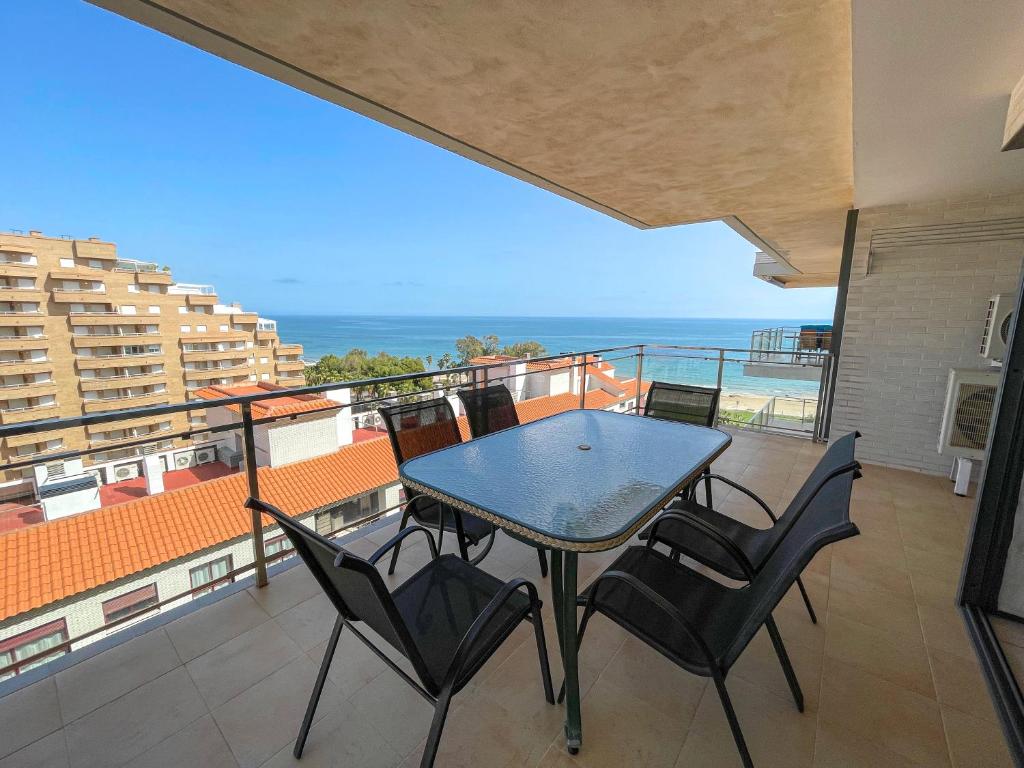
[194,447,216,465]
[980,293,1015,361]
[939,367,1000,495]
[112,463,140,482]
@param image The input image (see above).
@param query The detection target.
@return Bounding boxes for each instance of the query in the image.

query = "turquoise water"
[274,315,830,398]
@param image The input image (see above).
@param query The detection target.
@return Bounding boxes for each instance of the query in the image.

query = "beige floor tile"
[165,589,271,662]
[730,625,823,713]
[186,620,303,709]
[261,698,401,768]
[676,676,817,768]
[818,657,948,766]
[812,717,919,768]
[830,556,915,599]
[927,646,1000,723]
[64,668,206,768]
[596,636,707,722]
[310,624,390,698]
[348,665,435,758]
[567,677,688,768]
[123,714,238,768]
[917,604,974,660]
[909,571,960,611]
[0,730,69,768]
[0,679,62,760]
[824,615,934,699]
[903,546,964,583]
[827,577,924,642]
[275,593,337,653]
[941,706,1014,768]
[212,655,341,768]
[56,629,181,723]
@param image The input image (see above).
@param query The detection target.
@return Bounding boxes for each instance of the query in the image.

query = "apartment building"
[0,230,305,494]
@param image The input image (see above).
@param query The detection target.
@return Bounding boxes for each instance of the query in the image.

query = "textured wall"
[831,195,1024,475]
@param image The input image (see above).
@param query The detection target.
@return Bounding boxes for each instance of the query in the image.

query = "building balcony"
[0,429,999,768]
[88,425,172,447]
[82,392,170,412]
[186,293,218,307]
[181,348,248,363]
[84,412,179,437]
[0,261,38,277]
[184,364,250,381]
[136,272,174,285]
[50,289,108,303]
[277,374,306,387]
[0,381,58,399]
[68,313,155,327]
[71,333,160,348]
[79,372,167,392]
[72,240,117,261]
[186,331,249,344]
[277,343,303,355]
[229,311,259,325]
[0,314,46,328]
[48,266,105,281]
[256,329,279,342]
[0,359,51,375]
[0,402,59,424]
[0,337,48,352]
[0,287,44,302]
[275,359,305,372]
[75,352,164,369]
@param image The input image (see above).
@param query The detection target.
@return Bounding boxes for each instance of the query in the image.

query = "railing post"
[241,402,268,588]
[576,355,586,409]
[634,345,644,414]
[812,353,830,442]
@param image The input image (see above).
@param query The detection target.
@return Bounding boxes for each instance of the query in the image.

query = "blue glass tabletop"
[399,409,731,551]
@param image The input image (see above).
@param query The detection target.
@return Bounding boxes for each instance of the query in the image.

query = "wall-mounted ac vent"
[981,293,1016,361]
[871,217,1024,250]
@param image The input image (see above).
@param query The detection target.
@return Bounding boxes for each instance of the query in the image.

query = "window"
[219,324,229,332]
[101,583,158,625]
[0,619,69,681]
[180,325,190,333]
[127,284,139,293]
[178,306,187,314]
[148,306,159,314]
[189,555,233,598]
[196,325,207,333]
[120,305,136,315]
[265,534,293,561]
[259,357,268,364]
[260,373,270,381]
[88,259,102,269]
[58,258,74,268]
[315,493,380,536]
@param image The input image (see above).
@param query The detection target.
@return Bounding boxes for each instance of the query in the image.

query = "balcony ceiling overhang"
[93,1,856,284]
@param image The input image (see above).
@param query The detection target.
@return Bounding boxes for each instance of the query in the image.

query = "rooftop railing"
[0,342,832,682]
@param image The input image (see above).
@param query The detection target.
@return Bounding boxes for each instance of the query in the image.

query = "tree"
[452,334,545,365]
[501,340,546,359]
[304,349,431,399]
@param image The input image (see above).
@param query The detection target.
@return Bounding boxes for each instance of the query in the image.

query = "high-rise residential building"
[0,230,305,495]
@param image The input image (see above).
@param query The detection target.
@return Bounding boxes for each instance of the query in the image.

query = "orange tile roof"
[193,382,336,419]
[586,367,627,394]
[0,387,647,622]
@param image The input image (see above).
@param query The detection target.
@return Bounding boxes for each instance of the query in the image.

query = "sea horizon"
[274,314,830,398]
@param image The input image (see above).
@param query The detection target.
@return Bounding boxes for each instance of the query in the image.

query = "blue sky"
[2,1,836,319]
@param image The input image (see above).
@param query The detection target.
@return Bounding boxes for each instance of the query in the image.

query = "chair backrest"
[247,498,432,685]
[458,383,520,437]
[378,397,462,464]
[724,460,860,666]
[643,381,721,427]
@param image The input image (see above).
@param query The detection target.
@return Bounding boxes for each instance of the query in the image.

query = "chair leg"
[419,690,453,768]
[765,616,804,712]
[704,467,713,508]
[388,508,412,575]
[713,673,754,768]
[467,528,496,565]
[294,615,343,758]
[794,576,817,624]
[537,547,549,578]
[531,609,555,704]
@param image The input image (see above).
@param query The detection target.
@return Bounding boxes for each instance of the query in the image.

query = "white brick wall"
[831,193,1024,475]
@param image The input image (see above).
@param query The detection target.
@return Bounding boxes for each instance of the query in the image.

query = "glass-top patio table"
[400,408,732,754]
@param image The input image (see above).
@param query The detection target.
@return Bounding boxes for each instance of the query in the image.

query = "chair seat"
[414,499,496,545]
[637,498,773,581]
[581,546,750,674]
[392,554,533,694]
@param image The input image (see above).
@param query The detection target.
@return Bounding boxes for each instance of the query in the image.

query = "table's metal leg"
[550,550,565,662]
[561,551,582,753]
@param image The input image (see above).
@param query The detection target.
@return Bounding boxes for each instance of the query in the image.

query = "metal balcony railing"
[0,342,834,680]
[749,326,832,366]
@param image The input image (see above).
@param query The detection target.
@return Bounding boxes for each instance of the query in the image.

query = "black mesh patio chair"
[638,431,861,624]
[564,458,861,768]
[380,397,497,572]
[642,381,723,507]
[246,497,554,768]
[458,383,549,578]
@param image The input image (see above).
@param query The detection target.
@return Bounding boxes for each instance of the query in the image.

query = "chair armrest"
[690,473,778,524]
[442,577,541,692]
[646,510,758,580]
[584,569,715,668]
[368,525,439,565]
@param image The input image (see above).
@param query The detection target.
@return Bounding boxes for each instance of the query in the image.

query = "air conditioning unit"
[939,367,1000,495]
[174,450,197,469]
[112,463,140,481]
[194,447,216,465]
[980,293,1015,361]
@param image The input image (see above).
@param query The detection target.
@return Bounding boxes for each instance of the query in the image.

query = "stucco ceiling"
[94,0,854,285]
[852,0,1024,209]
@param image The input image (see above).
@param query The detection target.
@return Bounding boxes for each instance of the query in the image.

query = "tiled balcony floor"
[0,429,1017,767]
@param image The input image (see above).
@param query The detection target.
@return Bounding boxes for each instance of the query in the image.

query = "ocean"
[273,315,830,398]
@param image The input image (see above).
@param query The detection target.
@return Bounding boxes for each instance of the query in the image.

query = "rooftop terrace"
[0,428,1009,768]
